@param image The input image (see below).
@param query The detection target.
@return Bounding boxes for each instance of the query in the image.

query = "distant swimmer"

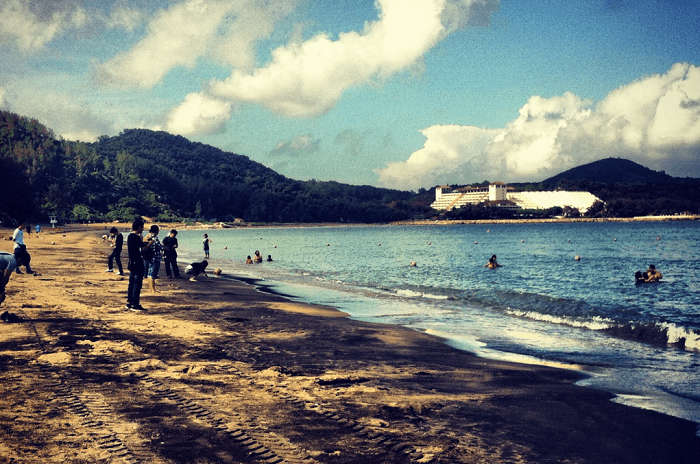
[485,254,502,269]
[245,255,253,264]
[646,264,662,282]
[409,261,417,267]
[634,271,648,284]
[266,255,273,262]
[253,250,263,263]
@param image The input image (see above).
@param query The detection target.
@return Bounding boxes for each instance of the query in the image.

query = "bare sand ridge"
[0,226,698,463]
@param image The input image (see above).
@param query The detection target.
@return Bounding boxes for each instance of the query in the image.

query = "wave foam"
[506,309,700,352]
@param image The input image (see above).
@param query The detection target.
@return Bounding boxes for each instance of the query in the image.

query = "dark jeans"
[108,249,123,274]
[164,253,179,277]
[13,246,32,273]
[127,271,144,306]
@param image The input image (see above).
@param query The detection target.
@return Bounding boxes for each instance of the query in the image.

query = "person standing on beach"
[106,227,124,275]
[203,233,211,259]
[0,252,17,307]
[142,225,162,293]
[162,229,180,279]
[11,225,34,274]
[126,218,146,311]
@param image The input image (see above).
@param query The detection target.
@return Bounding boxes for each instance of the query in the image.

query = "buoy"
[521,239,525,243]
[224,246,228,250]
[327,243,330,246]
[427,241,432,245]
[613,238,617,242]
[474,241,478,244]
[574,255,581,261]
[51,241,56,245]
[656,236,661,241]
[486,229,490,233]
[409,261,417,267]
[378,243,382,246]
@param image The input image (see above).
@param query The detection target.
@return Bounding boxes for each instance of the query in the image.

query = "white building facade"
[431,183,600,213]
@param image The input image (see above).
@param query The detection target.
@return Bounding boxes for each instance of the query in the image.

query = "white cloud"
[97,0,298,88]
[164,92,232,136]
[269,134,320,158]
[377,63,700,190]
[0,0,145,52]
[0,86,113,142]
[207,0,498,117]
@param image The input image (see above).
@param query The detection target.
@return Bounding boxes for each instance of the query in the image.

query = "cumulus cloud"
[269,134,320,158]
[207,0,498,117]
[163,0,498,133]
[377,63,700,190]
[163,92,232,136]
[96,0,298,88]
[0,0,145,52]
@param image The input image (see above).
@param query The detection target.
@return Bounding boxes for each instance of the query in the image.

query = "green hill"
[540,157,673,186]
[0,111,428,224]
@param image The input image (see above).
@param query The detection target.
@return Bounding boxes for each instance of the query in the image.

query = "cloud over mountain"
[377,63,700,190]
[164,0,499,134]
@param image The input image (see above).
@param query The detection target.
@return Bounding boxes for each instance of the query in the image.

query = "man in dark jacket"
[126,218,146,311]
[162,229,180,278]
[106,227,124,275]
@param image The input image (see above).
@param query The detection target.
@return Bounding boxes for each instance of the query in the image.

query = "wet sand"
[0,226,698,463]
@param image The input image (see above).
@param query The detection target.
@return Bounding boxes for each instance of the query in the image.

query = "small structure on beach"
[431,183,600,213]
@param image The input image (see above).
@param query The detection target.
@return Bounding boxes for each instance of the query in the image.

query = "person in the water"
[485,254,501,269]
[645,264,662,282]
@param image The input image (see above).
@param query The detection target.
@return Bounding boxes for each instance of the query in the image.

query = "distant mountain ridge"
[541,157,675,185]
[1,110,698,223]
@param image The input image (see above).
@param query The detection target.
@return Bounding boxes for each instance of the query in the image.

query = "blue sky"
[1,0,699,189]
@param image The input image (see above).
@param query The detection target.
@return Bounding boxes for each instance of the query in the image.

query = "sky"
[1,0,699,190]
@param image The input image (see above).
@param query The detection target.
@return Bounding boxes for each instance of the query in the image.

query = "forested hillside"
[1,111,698,224]
[0,111,429,224]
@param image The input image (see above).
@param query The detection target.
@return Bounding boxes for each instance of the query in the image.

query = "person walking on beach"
[126,218,146,311]
[11,225,34,274]
[106,227,124,275]
[203,233,211,259]
[0,252,17,307]
[162,229,180,279]
[142,225,163,293]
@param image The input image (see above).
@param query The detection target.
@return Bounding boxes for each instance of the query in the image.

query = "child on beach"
[126,218,146,311]
[106,227,124,275]
[203,234,211,259]
[142,225,162,293]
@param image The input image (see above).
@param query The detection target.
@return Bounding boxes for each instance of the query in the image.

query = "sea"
[176,221,700,431]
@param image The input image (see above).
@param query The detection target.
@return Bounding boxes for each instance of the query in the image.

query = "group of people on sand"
[1,224,40,314]
[107,219,209,312]
[245,249,272,264]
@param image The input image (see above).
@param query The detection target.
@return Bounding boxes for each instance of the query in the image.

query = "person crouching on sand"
[185,260,208,281]
[0,252,17,307]
[142,225,162,293]
[126,218,146,311]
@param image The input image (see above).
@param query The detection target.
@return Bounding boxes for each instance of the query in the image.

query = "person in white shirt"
[12,225,34,274]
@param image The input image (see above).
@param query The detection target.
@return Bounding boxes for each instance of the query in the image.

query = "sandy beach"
[0,226,698,464]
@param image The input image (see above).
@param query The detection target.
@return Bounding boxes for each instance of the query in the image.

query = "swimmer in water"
[485,254,501,269]
[645,264,662,282]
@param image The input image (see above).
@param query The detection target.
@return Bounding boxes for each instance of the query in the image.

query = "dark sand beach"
[0,226,698,463]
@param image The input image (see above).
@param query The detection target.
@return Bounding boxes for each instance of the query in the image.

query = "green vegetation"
[1,111,698,225]
[0,111,431,224]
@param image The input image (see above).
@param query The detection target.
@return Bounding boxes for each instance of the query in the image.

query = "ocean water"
[176,222,700,429]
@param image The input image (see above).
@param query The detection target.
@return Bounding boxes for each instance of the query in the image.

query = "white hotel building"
[431,183,600,213]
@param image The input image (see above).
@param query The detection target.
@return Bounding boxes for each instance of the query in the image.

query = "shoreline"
[37,213,699,234]
[0,226,698,463]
